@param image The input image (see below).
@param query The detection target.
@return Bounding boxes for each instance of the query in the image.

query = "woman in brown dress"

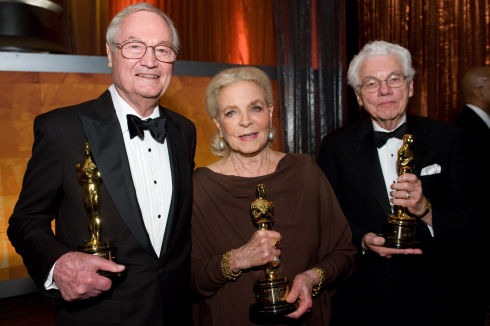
[191,66,355,325]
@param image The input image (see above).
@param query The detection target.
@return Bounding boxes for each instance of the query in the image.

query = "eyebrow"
[123,37,173,45]
[220,99,265,112]
[249,99,265,106]
[362,70,405,80]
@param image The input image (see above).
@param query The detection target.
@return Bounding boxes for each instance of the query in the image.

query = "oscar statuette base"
[79,240,119,278]
[384,214,418,249]
[250,276,296,318]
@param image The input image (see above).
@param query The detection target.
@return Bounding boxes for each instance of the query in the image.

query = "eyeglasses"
[112,40,178,63]
[359,74,408,93]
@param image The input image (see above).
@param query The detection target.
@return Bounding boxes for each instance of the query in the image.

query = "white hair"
[347,40,415,89]
[106,3,179,52]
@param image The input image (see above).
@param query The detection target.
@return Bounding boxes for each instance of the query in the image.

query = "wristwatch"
[409,198,431,218]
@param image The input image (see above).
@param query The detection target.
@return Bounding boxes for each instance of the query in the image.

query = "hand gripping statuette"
[250,184,295,318]
[384,134,418,248]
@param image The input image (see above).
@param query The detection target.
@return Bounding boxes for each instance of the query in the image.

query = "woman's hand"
[230,230,281,271]
[285,269,320,319]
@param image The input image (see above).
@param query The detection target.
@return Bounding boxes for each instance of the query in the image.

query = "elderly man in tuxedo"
[8,3,195,325]
[318,41,471,326]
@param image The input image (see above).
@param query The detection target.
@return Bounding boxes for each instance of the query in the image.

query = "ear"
[408,80,414,98]
[212,117,221,133]
[106,43,113,68]
[268,104,274,123]
[354,90,364,107]
[473,87,484,100]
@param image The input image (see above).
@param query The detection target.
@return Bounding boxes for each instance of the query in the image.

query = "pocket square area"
[421,163,441,176]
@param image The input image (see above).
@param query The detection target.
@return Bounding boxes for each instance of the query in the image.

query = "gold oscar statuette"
[249,184,296,318]
[75,142,117,276]
[384,134,418,248]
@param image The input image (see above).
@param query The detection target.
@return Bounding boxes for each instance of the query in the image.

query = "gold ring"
[274,239,281,249]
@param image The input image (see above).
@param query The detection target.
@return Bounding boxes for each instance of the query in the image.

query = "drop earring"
[268,127,274,140]
[219,133,225,150]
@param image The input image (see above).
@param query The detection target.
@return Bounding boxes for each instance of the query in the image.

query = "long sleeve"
[191,154,356,325]
[8,114,71,288]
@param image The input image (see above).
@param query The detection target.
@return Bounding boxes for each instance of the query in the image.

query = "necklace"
[230,149,270,177]
[230,153,240,176]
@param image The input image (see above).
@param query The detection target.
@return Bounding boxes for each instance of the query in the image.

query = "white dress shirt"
[109,85,173,256]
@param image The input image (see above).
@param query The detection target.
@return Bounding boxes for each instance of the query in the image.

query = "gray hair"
[347,40,415,90]
[106,3,179,52]
[205,66,274,157]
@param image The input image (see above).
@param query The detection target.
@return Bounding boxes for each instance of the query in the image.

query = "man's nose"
[140,46,158,67]
[378,80,392,95]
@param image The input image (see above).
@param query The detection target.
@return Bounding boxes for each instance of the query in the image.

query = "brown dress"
[191,153,355,325]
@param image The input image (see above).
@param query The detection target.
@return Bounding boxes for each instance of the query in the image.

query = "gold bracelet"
[311,266,325,297]
[220,250,242,281]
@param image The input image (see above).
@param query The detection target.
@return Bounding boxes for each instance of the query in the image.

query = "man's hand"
[390,173,433,226]
[53,252,125,301]
[362,233,422,258]
[390,173,425,214]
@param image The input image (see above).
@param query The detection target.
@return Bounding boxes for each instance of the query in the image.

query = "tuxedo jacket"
[8,91,196,325]
[318,114,471,326]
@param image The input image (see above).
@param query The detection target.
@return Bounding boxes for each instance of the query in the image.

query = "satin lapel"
[78,94,154,256]
[406,115,429,176]
[354,120,392,216]
[159,113,182,258]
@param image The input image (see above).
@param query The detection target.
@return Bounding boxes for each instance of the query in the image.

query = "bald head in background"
[461,66,490,114]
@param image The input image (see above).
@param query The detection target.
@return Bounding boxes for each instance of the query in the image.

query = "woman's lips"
[238,132,258,141]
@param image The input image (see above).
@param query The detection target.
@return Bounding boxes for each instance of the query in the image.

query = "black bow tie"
[127,114,167,143]
[373,123,407,148]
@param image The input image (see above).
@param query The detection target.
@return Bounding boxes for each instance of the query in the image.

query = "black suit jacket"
[318,114,471,326]
[453,106,489,325]
[454,106,490,216]
[8,91,196,325]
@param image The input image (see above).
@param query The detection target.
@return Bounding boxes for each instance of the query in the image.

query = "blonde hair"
[205,66,274,157]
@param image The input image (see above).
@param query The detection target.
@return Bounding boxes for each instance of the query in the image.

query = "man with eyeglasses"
[8,3,195,325]
[318,41,471,326]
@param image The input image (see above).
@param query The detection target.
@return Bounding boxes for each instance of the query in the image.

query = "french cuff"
[427,225,434,237]
[44,262,58,290]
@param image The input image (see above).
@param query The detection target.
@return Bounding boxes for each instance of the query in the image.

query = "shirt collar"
[372,115,407,133]
[108,84,160,133]
[465,104,490,128]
